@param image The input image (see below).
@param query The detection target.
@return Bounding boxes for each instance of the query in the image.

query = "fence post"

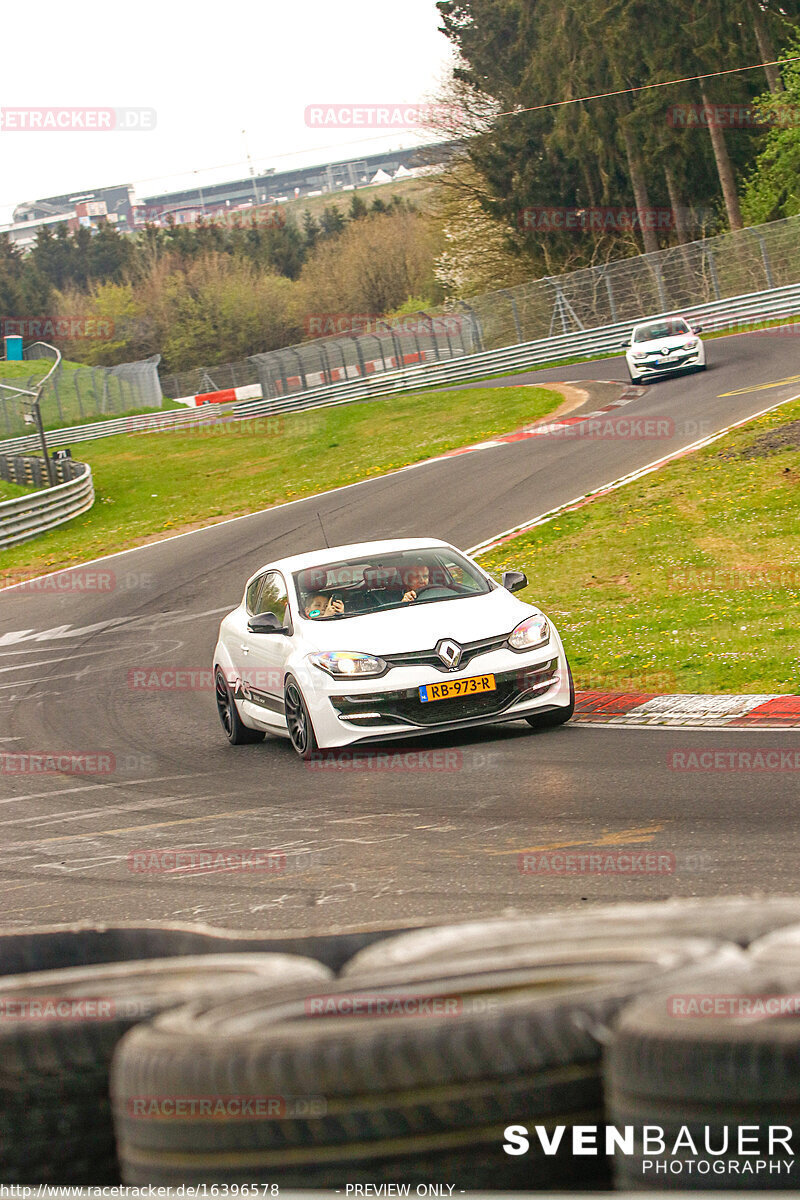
[748,228,775,290]
[499,290,524,343]
[599,267,618,324]
[458,302,484,353]
[704,246,722,300]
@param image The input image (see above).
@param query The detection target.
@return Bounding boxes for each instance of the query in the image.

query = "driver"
[400,563,430,603]
[303,594,344,619]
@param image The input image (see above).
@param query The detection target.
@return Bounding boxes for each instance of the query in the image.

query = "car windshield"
[294,547,491,620]
[633,319,690,342]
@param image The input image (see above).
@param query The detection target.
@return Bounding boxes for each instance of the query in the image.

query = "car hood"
[298,588,537,654]
[633,333,695,352]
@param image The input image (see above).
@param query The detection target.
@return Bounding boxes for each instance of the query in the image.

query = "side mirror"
[502,570,528,594]
[620,340,630,349]
[692,325,702,335]
[247,612,286,634]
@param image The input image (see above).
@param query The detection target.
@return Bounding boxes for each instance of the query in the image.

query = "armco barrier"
[0,457,94,548]
[235,282,800,420]
[1,281,800,455]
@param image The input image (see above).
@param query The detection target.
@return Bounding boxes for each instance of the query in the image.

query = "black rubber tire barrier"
[605,962,800,1190]
[0,919,428,977]
[111,936,742,1189]
[342,897,800,976]
[0,952,330,1184]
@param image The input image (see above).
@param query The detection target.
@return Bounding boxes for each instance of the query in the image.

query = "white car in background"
[623,316,706,384]
[213,538,574,759]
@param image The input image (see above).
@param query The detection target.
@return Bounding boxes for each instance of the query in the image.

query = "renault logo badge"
[436,638,463,670]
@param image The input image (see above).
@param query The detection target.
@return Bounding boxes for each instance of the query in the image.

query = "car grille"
[381,632,511,673]
[332,659,559,728]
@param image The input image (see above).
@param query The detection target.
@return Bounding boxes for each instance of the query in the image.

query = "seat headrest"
[298,567,329,592]
[363,566,401,590]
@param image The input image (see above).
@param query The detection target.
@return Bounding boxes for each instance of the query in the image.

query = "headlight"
[309,651,386,678]
[632,351,649,360]
[681,339,698,349]
[508,614,550,651]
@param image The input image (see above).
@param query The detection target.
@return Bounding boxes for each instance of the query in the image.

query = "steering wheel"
[416,586,459,600]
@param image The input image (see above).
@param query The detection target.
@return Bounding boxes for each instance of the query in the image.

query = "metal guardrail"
[0,281,799,455]
[234,282,800,419]
[0,405,239,455]
[0,458,94,548]
[0,343,63,483]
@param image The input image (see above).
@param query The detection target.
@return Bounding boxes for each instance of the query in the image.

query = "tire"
[215,667,265,745]
[525,663,575,729]
[0,952,330,1184]
[629,372,641,384]
[605,961,800,1189]
[749,921,800,964]
[341,897,800,977]
[111,936,740,1189]
[284,674,319,760]
[0,920,428,979]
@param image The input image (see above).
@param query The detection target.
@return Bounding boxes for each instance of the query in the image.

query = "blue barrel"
[4,335,23,361]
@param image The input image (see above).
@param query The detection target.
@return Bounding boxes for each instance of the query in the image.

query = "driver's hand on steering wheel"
[402,590,417,603]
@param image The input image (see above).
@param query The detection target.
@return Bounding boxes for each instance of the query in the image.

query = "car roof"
[250,537,453,582]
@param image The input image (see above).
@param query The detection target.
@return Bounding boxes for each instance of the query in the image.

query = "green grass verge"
[0,385,563,578]
[0,478,35,500]
[477,398,800,694]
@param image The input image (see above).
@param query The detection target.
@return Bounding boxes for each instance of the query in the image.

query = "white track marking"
[0,774,200,808]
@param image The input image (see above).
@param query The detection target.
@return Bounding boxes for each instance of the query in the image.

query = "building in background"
[1,142,458,248]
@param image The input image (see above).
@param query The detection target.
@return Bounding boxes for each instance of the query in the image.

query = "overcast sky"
[0,0,455,223]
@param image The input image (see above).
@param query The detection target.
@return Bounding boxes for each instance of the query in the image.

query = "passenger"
[303,594,344,619]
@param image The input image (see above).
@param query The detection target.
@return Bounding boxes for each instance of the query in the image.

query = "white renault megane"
[213,538,574,758]
[624,316,706,384]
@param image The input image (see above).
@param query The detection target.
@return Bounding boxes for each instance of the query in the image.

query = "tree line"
[435,0,800,269]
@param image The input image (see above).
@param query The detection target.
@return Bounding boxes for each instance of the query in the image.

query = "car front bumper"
[628,348,704,376]
[299,633,572,748]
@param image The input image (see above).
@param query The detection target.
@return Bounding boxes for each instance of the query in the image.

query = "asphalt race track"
[1,332,799,931]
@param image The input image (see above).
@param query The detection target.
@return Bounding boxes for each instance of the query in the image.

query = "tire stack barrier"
[2,897,800,1187]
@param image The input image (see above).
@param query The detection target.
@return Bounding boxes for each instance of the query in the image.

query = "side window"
[255,571,291,629]
[439,555,483,592]
[246,574,266,615]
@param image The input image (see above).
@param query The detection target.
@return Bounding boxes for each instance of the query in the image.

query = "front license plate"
[419,674,496,703]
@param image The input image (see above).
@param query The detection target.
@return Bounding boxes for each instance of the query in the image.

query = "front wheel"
[525,664,575,730]
[215,668,265,745]
[284,676,319,760]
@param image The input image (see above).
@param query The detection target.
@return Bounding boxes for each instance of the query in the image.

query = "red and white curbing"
[426,383,643,461]
[574,691,800,728]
